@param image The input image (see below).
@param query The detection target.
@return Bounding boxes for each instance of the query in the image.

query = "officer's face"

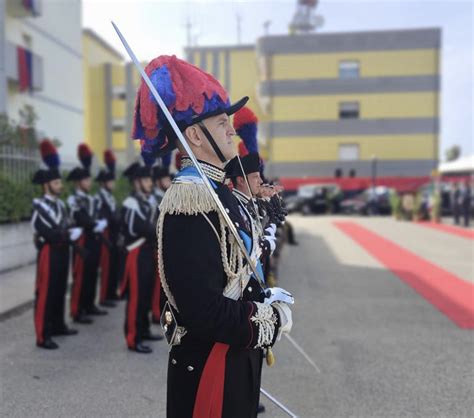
[105,180,115,191]
[139,177,153,195]
[160,176,172,191]
[247,172,263,196]
[204,113,236,161]
[47,179,63,196]
[237,172,262,197]
[79,177,92,192]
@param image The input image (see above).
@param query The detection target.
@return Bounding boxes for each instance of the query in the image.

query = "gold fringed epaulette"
[159,182,219,215]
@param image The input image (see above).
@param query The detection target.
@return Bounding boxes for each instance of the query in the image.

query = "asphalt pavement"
[1,215,473,417]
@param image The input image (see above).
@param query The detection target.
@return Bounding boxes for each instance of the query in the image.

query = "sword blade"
[260,387,299,417]
[285,333,321,374]
[111,21,266,289]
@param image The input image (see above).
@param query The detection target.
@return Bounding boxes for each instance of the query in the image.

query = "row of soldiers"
[31,107,290,356]
[31,140,171,350]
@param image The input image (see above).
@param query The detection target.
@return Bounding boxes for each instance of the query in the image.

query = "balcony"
[5,41,43,92]
[6,0,42,18]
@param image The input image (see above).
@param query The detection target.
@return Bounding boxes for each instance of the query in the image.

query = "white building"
[0,0,83,164]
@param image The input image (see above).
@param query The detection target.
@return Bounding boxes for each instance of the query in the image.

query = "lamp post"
[371,155,377,189]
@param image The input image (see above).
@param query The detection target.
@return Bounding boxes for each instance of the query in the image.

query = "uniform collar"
[180,157,226,184]
[232,188,251,205]
[44,194,58,203]
[75,189,89,198]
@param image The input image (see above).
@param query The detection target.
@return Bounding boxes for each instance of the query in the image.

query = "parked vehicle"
[340,186,391,215]
[294,184,343,215]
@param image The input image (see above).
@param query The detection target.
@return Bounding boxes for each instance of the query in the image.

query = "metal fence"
[0,145,39,183]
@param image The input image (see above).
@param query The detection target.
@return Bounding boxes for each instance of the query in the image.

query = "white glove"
[264,223,277,253]
[264,235,276,253]
[68,227,83,242]
[273,302,293,340]
[93,219,108,233]
[264,287,294,305]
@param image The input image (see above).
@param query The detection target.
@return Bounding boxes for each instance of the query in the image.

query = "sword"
[260,387,299,417]
[111,21,268,291]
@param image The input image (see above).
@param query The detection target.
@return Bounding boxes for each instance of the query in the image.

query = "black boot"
[85,306,108,316]
[257,403,266,414]
[52,326,79,336]
[130,343,153,354]
[37,338,59,350]
[142,331,164,341]
[73,314,93,324]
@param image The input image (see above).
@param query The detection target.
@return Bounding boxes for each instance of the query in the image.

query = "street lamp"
[371,155,377,189]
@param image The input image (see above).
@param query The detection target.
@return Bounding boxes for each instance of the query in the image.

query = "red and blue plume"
[39,139,60,169]
[233,106,259,155]
[77,143,93,169]
[103,149,116,174]
[141,145,156,167]
[133,55,230,160]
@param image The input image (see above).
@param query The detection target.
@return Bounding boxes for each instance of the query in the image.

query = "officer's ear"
[184,125,203,148]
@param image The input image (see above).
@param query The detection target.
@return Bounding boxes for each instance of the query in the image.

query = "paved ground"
[1,215,473,417]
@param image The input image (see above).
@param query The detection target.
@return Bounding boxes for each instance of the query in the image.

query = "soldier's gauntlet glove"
[263,287,294,305]
[273,302,293,341]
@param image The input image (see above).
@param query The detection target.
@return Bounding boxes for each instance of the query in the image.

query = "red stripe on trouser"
[34,244,50,344]
[119,246,139,297]
[99,229,110,303]
[124,247,140,348]
[193,343,230,418]
[151,258,161,320]
[334,221,474,328]
[70,235,86,318]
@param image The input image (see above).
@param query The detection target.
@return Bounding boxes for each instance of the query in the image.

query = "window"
[338,144,359,161]
[339,102,359,119]
[339,60,359,79]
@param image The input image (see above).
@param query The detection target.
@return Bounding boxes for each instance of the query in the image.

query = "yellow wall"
[112,132,126,150]
[83,65,107,156]
[271,92,437,121]
[83,32,123,158]
[270,49,439,80]
[271,134,436,162]
[111,99,126,119]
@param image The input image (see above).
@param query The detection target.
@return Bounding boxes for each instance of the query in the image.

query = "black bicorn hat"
[67,143,93,182]
[122,162,152,180]
[226,153,261,178]
[152,165,170,181]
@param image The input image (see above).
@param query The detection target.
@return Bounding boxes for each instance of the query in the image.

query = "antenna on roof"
[289,0,324,34]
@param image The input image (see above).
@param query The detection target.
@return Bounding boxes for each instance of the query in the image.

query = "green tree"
[445,145,461,162]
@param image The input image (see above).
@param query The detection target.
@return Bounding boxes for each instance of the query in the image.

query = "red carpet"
[415,221,474,240]
[334,221,474,329]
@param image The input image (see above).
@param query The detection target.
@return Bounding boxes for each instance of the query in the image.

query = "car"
[340,186,391,215]
[294,183,342,215]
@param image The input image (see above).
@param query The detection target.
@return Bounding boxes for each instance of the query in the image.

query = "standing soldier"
[461,180,472,227]
[96,150,120,307]
[133,55,293,417]
[31,139,80,349]
[120,162,163,353]
[67,144,108,324]
[152,155,173,206]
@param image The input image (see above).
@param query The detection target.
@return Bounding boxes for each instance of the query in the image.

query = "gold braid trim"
[157,182,249,312]
[159,182,218,215]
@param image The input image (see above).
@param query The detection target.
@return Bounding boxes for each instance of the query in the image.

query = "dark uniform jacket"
[158,161,281,418]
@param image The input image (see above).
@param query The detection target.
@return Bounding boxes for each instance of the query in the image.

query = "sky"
[83,0,474,160]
